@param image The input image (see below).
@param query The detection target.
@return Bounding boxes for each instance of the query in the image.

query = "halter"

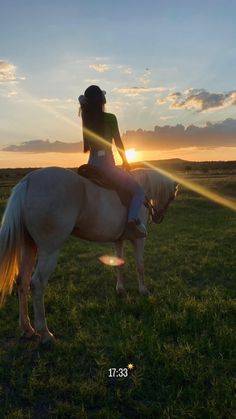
[144,193,175,224]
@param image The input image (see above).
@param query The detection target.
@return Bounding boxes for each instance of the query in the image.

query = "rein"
[127,166,176,224]
[144,198,164,224]
[144,194,175,224]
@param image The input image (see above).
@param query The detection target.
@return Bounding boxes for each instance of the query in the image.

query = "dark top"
[83,112,120,152]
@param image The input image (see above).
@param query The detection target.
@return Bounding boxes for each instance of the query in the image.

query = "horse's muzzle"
[152,208,165,224]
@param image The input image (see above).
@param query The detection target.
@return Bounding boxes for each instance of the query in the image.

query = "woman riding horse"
[79,85,146,239]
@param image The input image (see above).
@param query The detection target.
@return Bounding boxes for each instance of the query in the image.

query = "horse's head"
[132,169,178,224]
[150,180,178,224]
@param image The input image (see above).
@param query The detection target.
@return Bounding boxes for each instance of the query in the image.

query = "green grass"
[0,173,236,418]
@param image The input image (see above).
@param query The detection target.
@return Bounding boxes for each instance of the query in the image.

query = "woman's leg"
[102,166,145,221]
[86,153,146,237]
[127,187,145,221]
[87,153,98,166]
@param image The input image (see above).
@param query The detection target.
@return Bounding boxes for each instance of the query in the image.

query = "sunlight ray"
[143,161,236,212]
[15,88,236,213]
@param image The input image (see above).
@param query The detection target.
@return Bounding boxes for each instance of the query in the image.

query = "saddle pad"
[77,164,132,208]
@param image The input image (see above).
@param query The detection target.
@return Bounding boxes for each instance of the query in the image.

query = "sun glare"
[125,148,136,162]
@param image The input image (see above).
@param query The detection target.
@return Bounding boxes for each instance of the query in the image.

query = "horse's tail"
[0,180,28,307]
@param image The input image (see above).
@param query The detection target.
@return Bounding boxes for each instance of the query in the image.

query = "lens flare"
[99,255,125,266]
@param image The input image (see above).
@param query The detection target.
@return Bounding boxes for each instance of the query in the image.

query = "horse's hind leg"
[17,236,37,338]
[31,250,59,343]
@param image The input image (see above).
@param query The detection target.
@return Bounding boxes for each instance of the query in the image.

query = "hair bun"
[78,95,88,106]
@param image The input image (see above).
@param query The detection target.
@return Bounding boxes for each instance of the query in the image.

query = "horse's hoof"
[116,287,126,296]
[40,331,56,345]
[139,287,151,296]
[20,330,41,341]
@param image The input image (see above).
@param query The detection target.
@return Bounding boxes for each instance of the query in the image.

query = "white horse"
[0,167,177,343]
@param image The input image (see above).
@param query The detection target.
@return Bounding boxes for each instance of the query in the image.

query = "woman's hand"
[122,159,131,172]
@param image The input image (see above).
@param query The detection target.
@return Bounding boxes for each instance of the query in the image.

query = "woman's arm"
[113,116,130,169]
[83,128,90,153]
[83,140,90,153]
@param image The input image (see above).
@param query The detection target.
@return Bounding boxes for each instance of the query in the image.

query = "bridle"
[144,192,176,224]
[127,167,178,224]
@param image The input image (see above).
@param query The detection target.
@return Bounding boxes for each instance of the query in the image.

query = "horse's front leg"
[31,250,59,343]
[132,238,150,296]
[114,240,126,295]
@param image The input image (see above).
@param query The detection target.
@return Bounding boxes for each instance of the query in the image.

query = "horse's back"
[26,166,80,187]
[23,166,126,245]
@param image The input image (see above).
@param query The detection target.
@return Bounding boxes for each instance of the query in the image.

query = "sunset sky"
[1,0,236,167]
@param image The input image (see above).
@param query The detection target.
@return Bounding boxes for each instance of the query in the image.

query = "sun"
[125,148,136,162]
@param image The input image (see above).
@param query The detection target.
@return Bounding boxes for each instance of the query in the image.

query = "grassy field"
[0,169,236,418]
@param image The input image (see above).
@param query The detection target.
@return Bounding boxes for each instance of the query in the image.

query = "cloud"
[159,115,175,121]
[2,139,83,153]
[139,68,151,86]
[114,86,167,96]
[41,98,74,103]
[4,119,236,155]
[89,63,110,73]
[122,118,236,150]
[7,90,18,97]
[0,61,17,82]
[89,62,134,75]
[160,88,236,112]
[0,60,25,83]
[116,65,133,75]
[40,97,75,109]
[85,78,100,84]
[123,67,132,75]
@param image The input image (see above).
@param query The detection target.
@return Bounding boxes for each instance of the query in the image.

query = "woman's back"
[83,112,119,152]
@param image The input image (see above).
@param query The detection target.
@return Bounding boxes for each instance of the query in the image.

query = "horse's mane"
[131,168,175,207]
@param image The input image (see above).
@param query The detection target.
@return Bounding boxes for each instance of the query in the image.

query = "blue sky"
[1,0,236,166]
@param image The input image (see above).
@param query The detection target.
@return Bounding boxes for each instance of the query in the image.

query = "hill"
[131,158,236,172]
[0,159,236,184]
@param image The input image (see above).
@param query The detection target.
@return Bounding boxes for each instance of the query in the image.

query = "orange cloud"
[89,63,110,73]
[0,61,17,82]
[0,60,25,83]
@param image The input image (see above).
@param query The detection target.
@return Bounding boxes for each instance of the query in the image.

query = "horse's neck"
[131,169,150,197]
